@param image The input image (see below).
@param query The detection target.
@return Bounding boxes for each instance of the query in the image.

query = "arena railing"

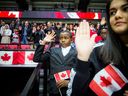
[0,43,35,51]
[19,43,52,96]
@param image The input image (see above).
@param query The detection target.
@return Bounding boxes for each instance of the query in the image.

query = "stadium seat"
[8,45,18,49]
[20,45,31,49]
[0,45,6,49]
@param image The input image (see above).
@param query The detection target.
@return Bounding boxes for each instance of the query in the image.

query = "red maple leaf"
[8,13,16,18]
[1,53,11,61]
[27,53,34,61]
[61,73,66,78]
[100,76,112,87]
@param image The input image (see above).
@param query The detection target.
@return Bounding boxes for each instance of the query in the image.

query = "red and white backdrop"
[0,11,103,65]
[0,11,103,19]
[0,51,38,65]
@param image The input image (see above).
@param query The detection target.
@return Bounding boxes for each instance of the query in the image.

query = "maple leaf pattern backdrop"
[0,51,37,65]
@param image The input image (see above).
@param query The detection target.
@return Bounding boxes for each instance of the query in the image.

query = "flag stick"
[59,88,62,96]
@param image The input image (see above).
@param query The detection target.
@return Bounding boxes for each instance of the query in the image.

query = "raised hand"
[75,20,97,61]
[39,30,56,45]
[100,17,106,25]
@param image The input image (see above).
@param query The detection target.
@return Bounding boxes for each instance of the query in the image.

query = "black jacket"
[33,45,77,94]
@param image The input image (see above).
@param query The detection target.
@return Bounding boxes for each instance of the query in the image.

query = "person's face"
[47,22,52,27]
[69,24,74,30]
[109,0,128,35]
[59,32,72,48]
[5,25,9,29]
[33,26,36,31]
[56,23,61,28]
[100,29,108,40]
[25,21,29,26]
[37,26,40,30]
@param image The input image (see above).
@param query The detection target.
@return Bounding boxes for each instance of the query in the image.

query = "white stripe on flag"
[110,65,128,84]
[67,12,79,19]
[8,11,20,18]
[94,13,98,19]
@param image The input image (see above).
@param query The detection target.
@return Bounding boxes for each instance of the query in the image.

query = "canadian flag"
[0,11,22,18]
[25,51,38,64]
[89,64,128,96]
[0,51,37,65]
[54,70,71,82]
[0,51,13,65]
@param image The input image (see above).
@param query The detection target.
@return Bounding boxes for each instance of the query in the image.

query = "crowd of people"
[33,0,128,96]
[0,18,107,49]
[0,9,109,96]
[2,0,127,96]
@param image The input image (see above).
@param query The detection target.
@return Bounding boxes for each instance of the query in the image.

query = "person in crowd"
[97,17,107,34]
[68,23,76,42]
[62,23,68,31]
[1,24,12,44]
[32,25,45,46]
[33,30,77,96]
[9,20,15,33]
[0,21,5,42]
[18,25,23,42]
[71,0,128,96]
[93,17,108,48]
[99,26,108,41]
[15,18,21,29]
[97,17,108,40]
[11,29,20,44]
[44,21,54,34]
[54,22,63,44]
[89,22,97,32]
[21,21,31,44]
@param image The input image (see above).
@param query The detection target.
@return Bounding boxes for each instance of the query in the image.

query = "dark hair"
[101,24,108,30]
[60,31,72,38]
[100,0,128,65]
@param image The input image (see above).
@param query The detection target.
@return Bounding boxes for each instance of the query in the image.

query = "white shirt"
[61,46,71,56]
[2,29,12,36]
[67,68,76,96]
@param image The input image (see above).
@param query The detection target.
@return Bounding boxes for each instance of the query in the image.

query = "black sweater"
[71,46,128,96]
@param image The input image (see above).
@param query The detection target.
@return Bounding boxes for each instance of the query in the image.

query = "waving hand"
[75,20,97,61]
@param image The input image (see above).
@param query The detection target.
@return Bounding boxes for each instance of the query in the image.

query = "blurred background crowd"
[0,18,108,50]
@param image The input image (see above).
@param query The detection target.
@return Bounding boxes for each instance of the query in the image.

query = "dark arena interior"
[0,0,108,96]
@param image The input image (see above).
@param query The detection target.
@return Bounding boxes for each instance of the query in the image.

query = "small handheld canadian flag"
[54,70,71,82]
[89,64,128,96]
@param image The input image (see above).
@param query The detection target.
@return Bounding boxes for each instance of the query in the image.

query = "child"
[11,29,20,44]
[33,30,77,96]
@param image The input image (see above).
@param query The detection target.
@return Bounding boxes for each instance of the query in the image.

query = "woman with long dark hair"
[71,0,128,96]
